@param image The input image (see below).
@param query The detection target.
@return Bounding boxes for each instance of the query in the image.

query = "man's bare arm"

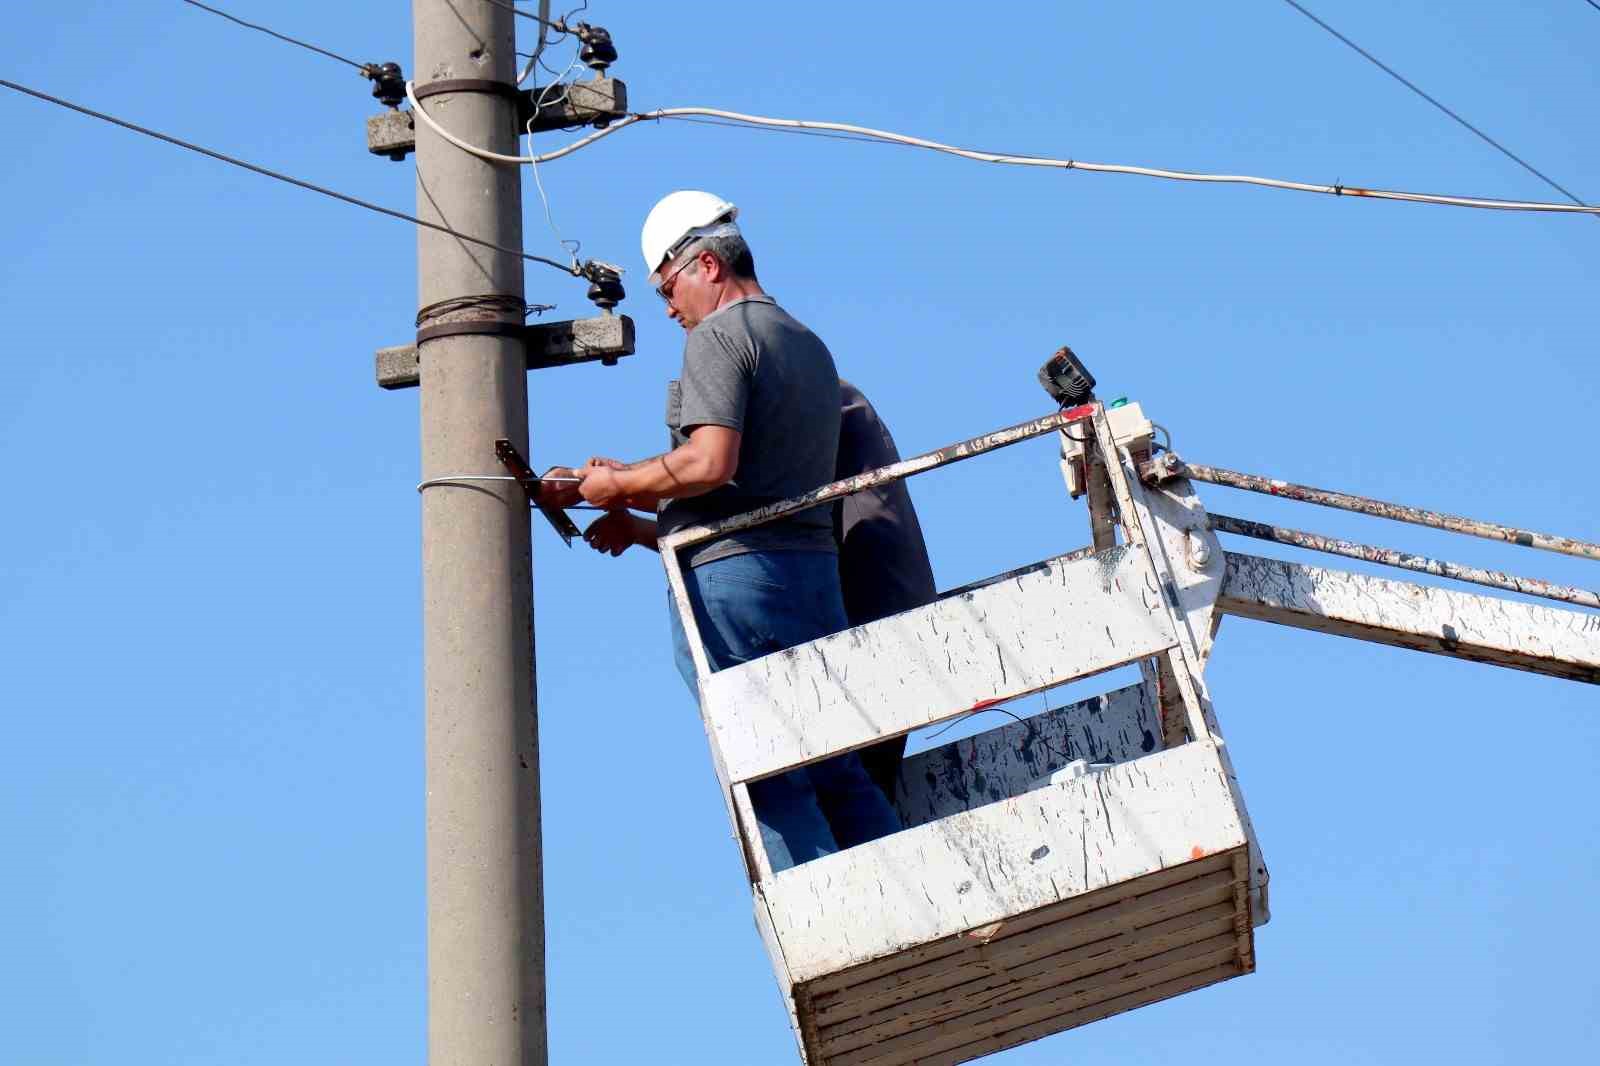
[579,426,740,510]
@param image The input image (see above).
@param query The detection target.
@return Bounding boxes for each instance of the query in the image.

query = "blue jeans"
[669,550,902,873]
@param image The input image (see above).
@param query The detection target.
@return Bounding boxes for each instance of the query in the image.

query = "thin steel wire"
[0,78,581,276]
[179,0,369,71]
[481,0,567,30]
[1279,0,1594,215]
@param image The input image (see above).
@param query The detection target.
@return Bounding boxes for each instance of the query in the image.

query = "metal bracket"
[494,438,581,547]
[366,77,628,160]
[375,314,635,390]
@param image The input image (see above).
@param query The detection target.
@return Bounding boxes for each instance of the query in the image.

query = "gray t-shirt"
[658,295,842,568]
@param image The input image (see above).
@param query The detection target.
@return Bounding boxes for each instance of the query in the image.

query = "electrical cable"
[1278,0,1594,216]
[517,105,1600,216]
[0,77,582,276]
[524,46,587,264]
[481,0,568,30]
[179,0,370,72]
[1587,0,1600,12]
[418,474,522,492]
[416,474,606,512]
[921,704,1070,762]
[408,80,541,164]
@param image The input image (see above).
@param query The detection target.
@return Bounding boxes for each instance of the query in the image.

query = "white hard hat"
[641,190,739,286]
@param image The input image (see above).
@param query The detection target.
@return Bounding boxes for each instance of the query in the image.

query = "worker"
[833,381,938,800]
[548,191,901,873]
[581,380,939,805]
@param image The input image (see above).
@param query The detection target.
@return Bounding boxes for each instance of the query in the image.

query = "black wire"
[921,704,1071,762]
[482,0,569,31]
[1587,0,1600,13]
[179,0,370,72]
[1279,0,1595,215]
[0,78,580,277]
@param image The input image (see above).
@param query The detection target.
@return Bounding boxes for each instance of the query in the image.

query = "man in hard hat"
[580,378,939,807]
[555,191,903,872]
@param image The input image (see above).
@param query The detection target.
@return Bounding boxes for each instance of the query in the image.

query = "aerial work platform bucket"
[659,402,1267,1065]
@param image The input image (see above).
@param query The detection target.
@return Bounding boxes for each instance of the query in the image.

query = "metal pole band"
[411,78,523,103]
[416,320,526,345]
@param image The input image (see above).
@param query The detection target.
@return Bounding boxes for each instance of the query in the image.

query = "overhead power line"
[0,77,580,276]
[1278,0,1594,216]
[179,0,370,72]
[407,89,1600,217]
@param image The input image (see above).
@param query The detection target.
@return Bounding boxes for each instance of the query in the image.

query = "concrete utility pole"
[412,1,545,1062]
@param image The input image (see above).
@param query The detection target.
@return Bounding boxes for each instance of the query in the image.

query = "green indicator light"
[1109,396,1129,408]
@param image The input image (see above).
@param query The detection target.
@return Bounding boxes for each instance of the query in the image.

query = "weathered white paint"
[752,886,812,1064]
[803,850,1238,1001]
[835,934,1241,1065]
[892,683,1162,829]
[1137,476,1224,666]
[761,741,1246,985]
[1219,552,1600,683]
[821,915,1238,1057]
[1105,435,1271,925]
[704,545,1178,785]
[910,962,1240,1066]
[811,885,1238,1033]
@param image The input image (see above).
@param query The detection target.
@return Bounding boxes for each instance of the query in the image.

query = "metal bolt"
[1186,530,1213,571]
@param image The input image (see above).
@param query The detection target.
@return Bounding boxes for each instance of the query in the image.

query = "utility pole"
[412,1,545,1062]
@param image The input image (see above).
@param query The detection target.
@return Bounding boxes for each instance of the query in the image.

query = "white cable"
[530,106,1600,216]
[408,82,1600,216]
[406,80,540,164]
[417,474,520,492]
[526,49,585,264]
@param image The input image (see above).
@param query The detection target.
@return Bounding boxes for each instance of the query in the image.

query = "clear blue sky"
[3,2,1597,1063]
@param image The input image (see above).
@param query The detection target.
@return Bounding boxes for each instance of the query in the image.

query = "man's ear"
[699,249,725,283]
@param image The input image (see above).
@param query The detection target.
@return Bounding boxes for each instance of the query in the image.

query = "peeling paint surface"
[1219,553,1600,683]
[703,546,1178,785]
[762,742,1247,984]
[893,683,1161,828]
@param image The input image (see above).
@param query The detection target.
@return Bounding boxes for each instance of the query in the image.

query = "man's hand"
[583,511,642,556]
[578,462,626,509]
[539,465,583,509]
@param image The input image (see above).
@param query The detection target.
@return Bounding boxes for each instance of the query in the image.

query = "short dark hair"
[693,233,757,280]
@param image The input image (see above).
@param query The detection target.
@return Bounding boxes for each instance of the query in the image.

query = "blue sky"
[3,2,1597,1063]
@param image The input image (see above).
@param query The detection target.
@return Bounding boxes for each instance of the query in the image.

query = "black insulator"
[1038,345,1097,406]
[576,24,618,73]
[367,62,406,109]
[586,267,625,311]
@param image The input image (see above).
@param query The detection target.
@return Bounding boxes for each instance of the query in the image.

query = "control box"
[1060,401,1152,498]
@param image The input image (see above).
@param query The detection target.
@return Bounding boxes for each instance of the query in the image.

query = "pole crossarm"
[1143,453,1600,563]
[1217,552,1600,684]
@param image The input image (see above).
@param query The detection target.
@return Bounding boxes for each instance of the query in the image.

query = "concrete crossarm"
[1218,552,1600,684]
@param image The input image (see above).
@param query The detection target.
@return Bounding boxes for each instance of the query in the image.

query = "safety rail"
[1140,453,1600,611]
[657,403,1095,554]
